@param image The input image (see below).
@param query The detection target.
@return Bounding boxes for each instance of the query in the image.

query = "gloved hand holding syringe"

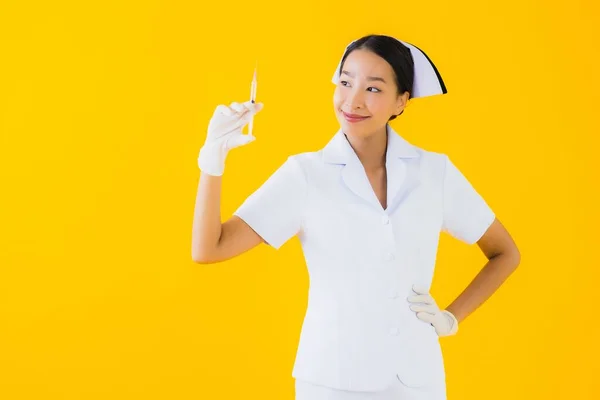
[198,62,262,176]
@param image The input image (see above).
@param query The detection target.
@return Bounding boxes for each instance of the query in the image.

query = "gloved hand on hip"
[407,284,459,337]
[198,100,264,176]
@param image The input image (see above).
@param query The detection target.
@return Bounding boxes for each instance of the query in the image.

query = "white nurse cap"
[331,37,447,99]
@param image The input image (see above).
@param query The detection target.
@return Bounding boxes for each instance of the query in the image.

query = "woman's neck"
[344,125,388,172]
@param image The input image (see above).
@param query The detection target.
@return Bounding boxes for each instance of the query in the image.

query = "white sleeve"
[441,155,496,245]
[233,155,308,250]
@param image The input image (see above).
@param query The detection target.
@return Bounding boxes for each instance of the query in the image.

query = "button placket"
[380,211,400,336]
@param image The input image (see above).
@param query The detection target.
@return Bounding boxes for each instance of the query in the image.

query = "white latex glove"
[407,284,459,337]
[198,100,263,176]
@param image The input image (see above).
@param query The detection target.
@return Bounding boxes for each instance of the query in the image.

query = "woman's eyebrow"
[341,70,387,84]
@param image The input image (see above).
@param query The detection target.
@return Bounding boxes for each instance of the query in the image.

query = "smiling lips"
[342,111,370,122]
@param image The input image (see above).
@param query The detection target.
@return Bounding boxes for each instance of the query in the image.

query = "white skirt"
[295,375,446,400]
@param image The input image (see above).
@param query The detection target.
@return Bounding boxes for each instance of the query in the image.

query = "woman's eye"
[339,81,380,93]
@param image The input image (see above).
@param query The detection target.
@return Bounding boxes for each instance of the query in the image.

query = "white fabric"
[295,376,446,400]
[234,124,495,392]
[331,39,446,98]
[233,154,307,249]
[441,156,495,244]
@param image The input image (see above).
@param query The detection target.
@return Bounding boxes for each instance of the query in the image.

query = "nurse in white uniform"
[192,34,521,400]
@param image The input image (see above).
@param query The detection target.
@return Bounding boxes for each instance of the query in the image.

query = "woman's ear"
[395,91,410,115]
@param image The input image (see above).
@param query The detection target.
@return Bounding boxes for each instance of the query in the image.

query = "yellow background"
[1,0,599,398]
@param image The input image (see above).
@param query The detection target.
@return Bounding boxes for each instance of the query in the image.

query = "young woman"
[192,34,520,400]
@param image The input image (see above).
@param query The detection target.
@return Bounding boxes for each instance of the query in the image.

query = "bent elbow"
[192,247,227,265]
[514,249,521,267]
[192,255,207,264]
[507,246,521,268]
[192,248,215,264]
[192,255,216,265]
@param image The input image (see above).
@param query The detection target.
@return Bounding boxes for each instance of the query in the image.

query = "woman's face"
[333,49,409,139]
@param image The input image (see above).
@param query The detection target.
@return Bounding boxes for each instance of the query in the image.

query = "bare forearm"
[191,172,223,262]
[445,251,520,323]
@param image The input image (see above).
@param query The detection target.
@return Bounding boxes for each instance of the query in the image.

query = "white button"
[381,215,390,225]
[389,327,400,335]
[385,252,395,261]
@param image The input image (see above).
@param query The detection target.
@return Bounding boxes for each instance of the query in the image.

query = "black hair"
[337,34,414,121]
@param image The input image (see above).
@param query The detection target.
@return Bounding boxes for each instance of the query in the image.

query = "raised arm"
[191,173,264,264]
[191,100,264,264]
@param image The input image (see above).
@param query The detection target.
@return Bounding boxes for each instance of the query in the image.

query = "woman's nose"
[345,90,365,110]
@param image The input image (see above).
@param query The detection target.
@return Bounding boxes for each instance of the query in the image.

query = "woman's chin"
[341,120,371,132]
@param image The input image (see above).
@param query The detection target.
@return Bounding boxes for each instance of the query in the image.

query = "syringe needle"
[248,62,257,136]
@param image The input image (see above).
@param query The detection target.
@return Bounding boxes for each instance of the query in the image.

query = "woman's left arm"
[444,217,521,324]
